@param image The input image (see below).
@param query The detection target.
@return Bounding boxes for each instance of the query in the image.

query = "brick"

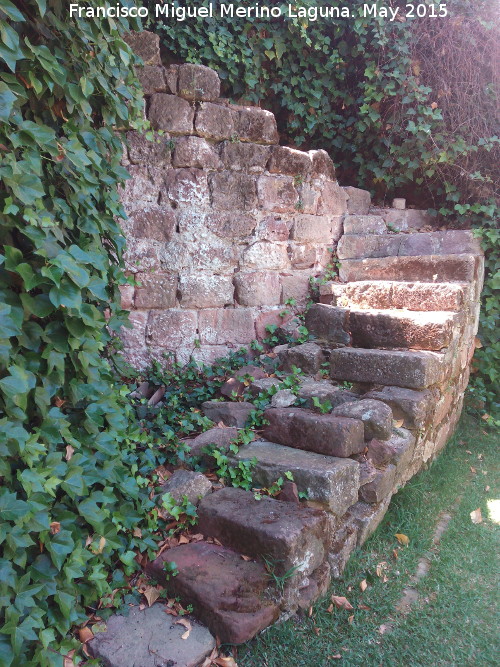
[332,399,393,441]
[234,271,281,307]
[317,181,348,215]
[342,186,371,214]
[236,106,279,144]
[135,65,167,95]
[262,408,366,457]
[267,146,312,176]
[147,542,279,644]
[127,206,175,243]
[134,272,177,309]
[344,281,468,312]
[205,211,257,239]
[343,214,386,235]
[198,487,329,576]
[364,386,433,429]
[199,308,256,344]
[209,171,258,210]
[309,149,336,180]
[172,136,222,169]
[127,131,172,166]
[280,342,325,375]
[124,30,160,65]
[177,63,221,101]
[148,310,197,348]
[241,241,290,271]
[330,348,446,389]
[304,304,350,346]
[148,94,195,134]
[339,255,479,284]
[195,102,237,140]
[359,464,396,503]
[291,214,341,243]
[257,175,299,213]
[178,274,234,308]
[233,440,360,516]
[165,168,210,207]
[202,401,255,427]
[220,141,271,172]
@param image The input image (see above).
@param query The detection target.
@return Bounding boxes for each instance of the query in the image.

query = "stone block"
[271,389,297,408]
[183,427,239,460]
[149,94,195,134]
[267,146,312,176]
[124,30,161,65]
[339,255,479,284]
[346,496,392,546]
[329,528,358,578]
[257,175,299,213]
[172,136,222,169]
[178,274,234,309]
[304,304,350,345]
[177,63,221,101]
[342,186,371,214]
[390,429,417,482]
[120,165,160,206]
[317,181,348,216]
[198,308,256,344]
[233,440,360,516]
[288,243,330,270]
[220,141,271,172]
[280,342,325,375]
[241,240,290,271]
[158,470,212,511]
[147,542,279,644]
[134,272,177,309]
[209,171,258,210]
[344,281,468,312]
[88,605,215,667]
[195,102,237,140]
[343,214,386,235]
[332,399,393,441]
[123,239,160,273]
[120,310,148,355]
[206,211,257,239]
[164,64,179,94]
[359,464,396,503]
[201,400,255,427]
[119,283,134,310]
[236,106,279,144]
[297,182,320,215]
[256,216,292,242]
[330,348,446,389]
[135,65,167,95]
[127,206,176,243]
[297,379,358,409]
[262,408,366,457]
[309,149,336,180]
[363,386,433,429]
[291,214,340,243]
[127,131,172,165]
[221,366,268,398]
[234,271,282,307]
[165,168,210,207]
[365,439,397,468]
[281,272,311,306]
[197,487,329,575]
[148,310,197,348]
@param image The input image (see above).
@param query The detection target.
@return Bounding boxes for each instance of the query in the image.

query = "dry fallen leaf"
[213,657,238,667]
[327,603,334,613]
[359,579,367,592]
[314,626,321,635]
[359,603,370,610]
[470,508,483,524]
[240,555,251,561]
[143,586,161,607]
[175,618,192,640]
[329,655,342,660]
[378,624,390,635]
[470,466,477,474]
[133,527,142,538]
[485,485,490,492]
[376,562,387,577]
[63,650,76,667]
[178,535,189,545]
[65,445,74,461]
[393,419,404,428]
[308,606,313,617]
[50,521,61,535]
[348,615,354,625]
[78,626,94,643]
[392,549,399,560]
[97,536,106,554]
[395,533,410,546]
[331,595,354,611]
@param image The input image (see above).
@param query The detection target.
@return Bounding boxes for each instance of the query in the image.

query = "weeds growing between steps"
[239,413,499,667]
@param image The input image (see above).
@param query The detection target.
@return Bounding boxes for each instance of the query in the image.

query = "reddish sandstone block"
[148,310,198,348]
[234,271,282,307]
[127,206,176,243]
[359,464,396,503]
[178,274,234,309]
[267,146,312,176]
[241,241,290,271]
[236,106,279,144]
[134,272,177,309]
[135,65,167,95]
[342,186,371,214]
[199,308,256,345]
[339,255,479,284]
[127,131,172,166]
[177,63,221,101]
[309,149,336,180]
[257,175,299,213]
[165,168,210,207]
[148,94,194,134]
[209,171,258,210]
[205,211,257,239]
[317,180,348,216]
[256,216,291,242]
[195,102,237,140]
[291,214,341,243]
[220,141,271,172]
[280,272,312,306]
[124,31,161,65]
[172,136,222,169]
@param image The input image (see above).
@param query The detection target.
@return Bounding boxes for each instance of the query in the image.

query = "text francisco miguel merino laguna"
[70,2,444,22]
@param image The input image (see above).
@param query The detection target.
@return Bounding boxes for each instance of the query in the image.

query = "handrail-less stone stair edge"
[89,32,484,666]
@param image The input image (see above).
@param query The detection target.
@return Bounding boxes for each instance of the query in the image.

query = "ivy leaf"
[0,82,16,122]
[0,0,25,22]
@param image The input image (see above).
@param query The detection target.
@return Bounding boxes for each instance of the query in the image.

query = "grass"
[239,414,500,666]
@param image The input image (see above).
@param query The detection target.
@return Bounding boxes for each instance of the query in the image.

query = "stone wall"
[119,31,352,368]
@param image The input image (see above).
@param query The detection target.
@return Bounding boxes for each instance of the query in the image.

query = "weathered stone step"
[262,407,366,457]
[197,487,329,577]
[232,440,360,516]
[147,541,279,645]
[337,230,481,260]
[330,347,445,389]
[339,254,480,284]
[88,605,216,667]
[320,280,469,312]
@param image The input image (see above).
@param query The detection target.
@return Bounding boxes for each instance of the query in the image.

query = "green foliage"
[161,493,198,533]
[0,3,161,663]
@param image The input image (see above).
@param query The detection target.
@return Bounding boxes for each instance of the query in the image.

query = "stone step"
[337,230,481,260]
[262,407,366,457]
[330,347,445,389]
[306,303,460,351]
[232,440,360,516]
[320,280,469,312]
[88,605,216,667]
[339,254,480,284]
[197,487,329,577]
[147,541,279,645]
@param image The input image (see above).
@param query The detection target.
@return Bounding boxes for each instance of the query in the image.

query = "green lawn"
[239,414,500,667]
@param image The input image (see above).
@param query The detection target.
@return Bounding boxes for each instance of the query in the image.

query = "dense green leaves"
[0,2,169,664]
